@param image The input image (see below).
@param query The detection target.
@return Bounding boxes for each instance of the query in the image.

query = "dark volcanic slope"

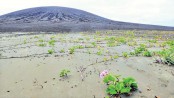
[0,6,174,32]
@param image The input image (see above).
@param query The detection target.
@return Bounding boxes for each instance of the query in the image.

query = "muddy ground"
[0,30,174,98]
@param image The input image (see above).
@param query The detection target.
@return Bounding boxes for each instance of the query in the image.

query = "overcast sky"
[0,0,174,26]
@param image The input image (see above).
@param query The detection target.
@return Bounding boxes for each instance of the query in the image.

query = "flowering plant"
[100,71,138,98]
[99,70,109,78]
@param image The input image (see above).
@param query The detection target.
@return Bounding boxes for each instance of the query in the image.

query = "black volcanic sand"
[0,30,174,98]
[0,6,174,32]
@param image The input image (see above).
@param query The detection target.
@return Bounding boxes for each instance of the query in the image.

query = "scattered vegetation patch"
[116,37,127,44]
[155,47,174,65]
[133,44,147,56]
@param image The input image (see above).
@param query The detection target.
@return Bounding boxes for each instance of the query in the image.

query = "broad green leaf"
[109,89,117,94]
[120,87,131,93]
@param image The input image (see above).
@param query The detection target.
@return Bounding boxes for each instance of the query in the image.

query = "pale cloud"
[0,0,173,26]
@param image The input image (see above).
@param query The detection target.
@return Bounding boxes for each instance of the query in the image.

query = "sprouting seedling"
[60,49,65,53]
[39,39,44,42]
[48,49,54,54]
[23,38,27,44]
[91,42,97,47]
[50,36,55,40]
[143,50,152,57]
[69,47,75,54]
[38,43,46,47]
[48,39,56,46]
[103,57,109,62]
[87,49,91,54]
[97,50,102,55]
[122,52,129,58]
[34,36,39,39]
[78,38,84,40]
[113,53,119,59]
[60,69,71,77]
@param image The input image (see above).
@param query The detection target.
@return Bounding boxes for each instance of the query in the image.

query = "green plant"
[85,37,90,41]
[122,77,138,90]
[87,49,91,54]
[143,50,152,57]
[39,39,44,42]
[133,44,147,56]
[156,46,174,65]
[166,40,174,46]
[38,43,46,47]
[148,39,157,43]
[95,31,101,35]
[127,41,137,46]
[60,49,65,53]
[122,52,129,58]
[34,36,39,39]
[103,74,120,84]
[91,42,97,47]
[69,47,75,54]
[78,38,83,40]
[48,40,56,46]
[60,69,70,77]
[48,49,54,54]
[24,39,27,44]
[116,37,127,44]
[50,36,55,40]
[130,52,135,55]
[103,74,138,97]
[97,50,102,55]
[75,45,84,49]
[107,40,117,47]
[103,57,109,62]
[113,55,119,59]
